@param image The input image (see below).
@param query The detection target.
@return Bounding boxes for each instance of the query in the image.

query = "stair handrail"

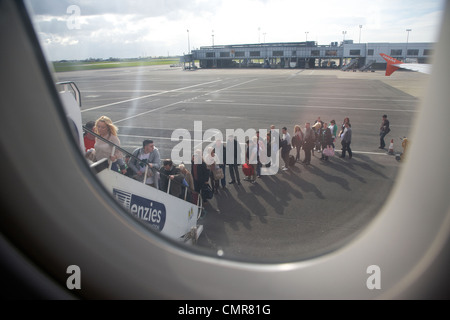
[83,125,203,210]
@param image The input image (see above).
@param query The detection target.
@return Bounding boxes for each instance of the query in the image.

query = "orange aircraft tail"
[380,53,403,76]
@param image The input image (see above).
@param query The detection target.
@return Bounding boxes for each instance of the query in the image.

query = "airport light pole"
[187,29,190,54]
[405,28,412,61]
[212,30,214,47]
[342,30,347,43]
[305,31,309,42]
[359,25,362,43]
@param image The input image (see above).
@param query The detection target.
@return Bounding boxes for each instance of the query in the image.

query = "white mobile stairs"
[341,58,359,71]
[359,60,376,72]
[57,81,204,244]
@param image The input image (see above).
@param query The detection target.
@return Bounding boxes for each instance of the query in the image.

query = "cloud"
[26,0,445,60]
[28,0,221,19]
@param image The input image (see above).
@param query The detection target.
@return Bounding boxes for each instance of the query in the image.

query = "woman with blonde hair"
[92,116,126,173]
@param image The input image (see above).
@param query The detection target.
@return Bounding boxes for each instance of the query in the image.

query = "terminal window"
[311,50,320,56]
[424,49,433,55]
[368,49,374,56]
[273,51,284,56]
[235,51,245,57]
[220,52,230,57]
[325,50,337,56]
[250,51,260,57]
[407,49,419,56]
[206,52,215,58]
[390,49,402,56]
[349,50,361,55]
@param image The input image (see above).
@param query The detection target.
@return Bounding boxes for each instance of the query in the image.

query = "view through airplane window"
[25,0,445,263]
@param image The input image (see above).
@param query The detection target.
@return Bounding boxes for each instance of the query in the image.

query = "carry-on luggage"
[242,163,254,176]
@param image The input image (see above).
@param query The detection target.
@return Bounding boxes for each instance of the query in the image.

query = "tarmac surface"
[56,66,429,263]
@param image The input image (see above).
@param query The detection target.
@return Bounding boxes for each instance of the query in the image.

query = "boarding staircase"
[341,58,358,71]
[86,131,205,244]
[58,81,204,244]
[359,59,376,72]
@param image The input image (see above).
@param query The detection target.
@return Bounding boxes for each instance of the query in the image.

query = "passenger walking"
[179,164,194,202]
[215,140,227,188]
[270,125,279,152]
[339,117,350,137]
[191,149,210,203]
[245,137,258,182]
[312,121,322,154]
[379,114,390,149]
[159,159,185,197]
[302,123,315,165]
[320,122,333,161]
[128,139,161,188]
[179,164,194,191]
[255,130,264,178]
[205,147,221,194]
[226,135,241,185]
[329,120,338,149]
[91,115,126,174]
[83,120,96,152]
[280,127,292,171]
[314,117,324,153]
[340,122,353,159]
[292,125,304,162]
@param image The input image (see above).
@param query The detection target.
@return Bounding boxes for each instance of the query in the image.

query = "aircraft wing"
[380,53,432,76]
[393,62,432,74]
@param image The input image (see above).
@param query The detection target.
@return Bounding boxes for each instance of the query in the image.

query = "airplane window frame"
[1,0,449,299]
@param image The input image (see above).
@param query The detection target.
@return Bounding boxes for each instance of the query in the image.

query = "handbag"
[213,167,224,180]
[323,145,335,157]
[242,163,254,176]
[201,184,214,200]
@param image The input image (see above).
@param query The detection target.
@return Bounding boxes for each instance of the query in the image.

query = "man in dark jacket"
[191,150,211,203]
[226,135,241,185]
[302,123,314,165]
[379,114,390,149]
[320,122,333,161]
[159,159,185,198]
[341,122,353,159]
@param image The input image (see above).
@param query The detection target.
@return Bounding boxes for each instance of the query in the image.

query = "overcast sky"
[26,0,445,61]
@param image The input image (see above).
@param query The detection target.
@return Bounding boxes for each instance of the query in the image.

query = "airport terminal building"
[186,40,434,70]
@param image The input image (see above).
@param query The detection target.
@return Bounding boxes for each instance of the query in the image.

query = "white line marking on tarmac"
[81,79,222,113]
[204,79,258,96]
[111,79,259,124]
[206,100,234,103]
[114,100,183,124]
[351,151,388,155]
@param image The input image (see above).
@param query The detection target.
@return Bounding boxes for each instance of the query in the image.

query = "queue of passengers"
[84,115,353,203]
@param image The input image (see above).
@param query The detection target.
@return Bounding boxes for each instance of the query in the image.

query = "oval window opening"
[25,0,442,263]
